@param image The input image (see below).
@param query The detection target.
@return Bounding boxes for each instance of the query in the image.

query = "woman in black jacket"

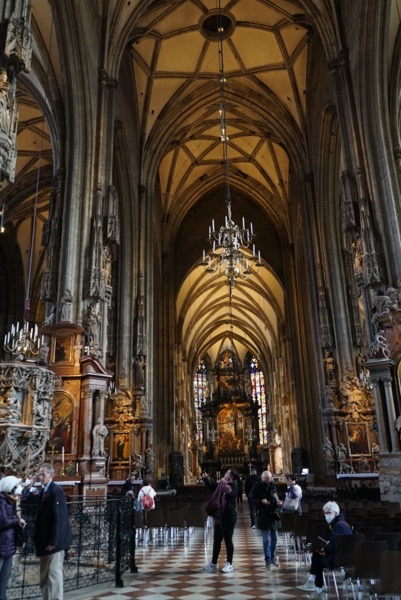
[202,468,240,573]
[0,476,26,600]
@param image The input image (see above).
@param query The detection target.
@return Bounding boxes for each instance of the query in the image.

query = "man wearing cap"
[32,463,72,600]
[0,476,26,599]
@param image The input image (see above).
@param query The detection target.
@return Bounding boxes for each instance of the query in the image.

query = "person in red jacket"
[0,476,26,600]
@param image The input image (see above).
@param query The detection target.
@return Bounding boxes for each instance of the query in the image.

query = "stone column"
[371,378,389,452]
[383,379,400,452]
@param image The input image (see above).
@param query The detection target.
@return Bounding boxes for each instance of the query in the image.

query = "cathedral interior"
[1,0,401,503]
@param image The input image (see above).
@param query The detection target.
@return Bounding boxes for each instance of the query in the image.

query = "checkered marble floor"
[64,504,352,600]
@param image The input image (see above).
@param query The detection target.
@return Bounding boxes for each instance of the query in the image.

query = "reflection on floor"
[64,502,348,600]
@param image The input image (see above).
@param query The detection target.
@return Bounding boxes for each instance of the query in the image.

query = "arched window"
[193,360,207,443]
[250,357,268,444]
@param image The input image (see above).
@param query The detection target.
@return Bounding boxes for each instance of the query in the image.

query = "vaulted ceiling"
[2,0,315,378]
[126,0,310,374]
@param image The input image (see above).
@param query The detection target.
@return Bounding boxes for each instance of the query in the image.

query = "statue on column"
[145,444,155,474]
[83,302,101,350]
[134,354,146,388]
[396,416,401,441]
[92,418,108,457]
[60,289,73,322]
[336,442,351,473]
[132,452,144,476]
[322,436,335,466]
[323,351,337,384]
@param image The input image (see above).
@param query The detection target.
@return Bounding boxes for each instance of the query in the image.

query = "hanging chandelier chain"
[200,1,264,291]
[217,7,231,209]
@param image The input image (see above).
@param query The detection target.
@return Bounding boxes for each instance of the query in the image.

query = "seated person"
[298,500,352,598]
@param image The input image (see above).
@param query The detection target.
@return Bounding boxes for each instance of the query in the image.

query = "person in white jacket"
[137,479,156,524]
[282,474,302,514]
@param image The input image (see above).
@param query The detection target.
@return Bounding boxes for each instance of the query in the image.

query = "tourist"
[282,474,303,514]
[251,470,281,569]
[33,463,73,600]
[297,500,353,598]
[203,468,240,573]
[245,468,260,528]
[0,476,26,600]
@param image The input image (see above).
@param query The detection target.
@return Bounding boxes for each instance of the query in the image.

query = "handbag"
[205,481,230,522]
[282,496,299,511]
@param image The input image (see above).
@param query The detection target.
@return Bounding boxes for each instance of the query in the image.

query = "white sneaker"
[203,562,217,572]
[221,562,234,573]
[297,580,316,591]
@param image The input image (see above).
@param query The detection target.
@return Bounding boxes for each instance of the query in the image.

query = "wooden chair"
[353,540,388,598]
[184,506,209,545]
[375,532,401,550]
[358,526,383,541]
[325,533,365,598]
[145,506,168,546]
[372,550,401,599]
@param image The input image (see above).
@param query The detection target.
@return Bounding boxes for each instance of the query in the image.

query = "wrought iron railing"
[8,496,135,599]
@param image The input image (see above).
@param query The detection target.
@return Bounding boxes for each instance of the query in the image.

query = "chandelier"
[4,319,42,360]
[201,4,263,292]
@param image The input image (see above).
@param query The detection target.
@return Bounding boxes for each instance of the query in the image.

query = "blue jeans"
[261,528,278,563]
[0,556,13,600]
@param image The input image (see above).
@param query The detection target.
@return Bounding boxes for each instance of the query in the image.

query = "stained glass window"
[193,360,207,443]
[250,357,268,444]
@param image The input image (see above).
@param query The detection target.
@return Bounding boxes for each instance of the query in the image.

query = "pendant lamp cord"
[217,0,232,219]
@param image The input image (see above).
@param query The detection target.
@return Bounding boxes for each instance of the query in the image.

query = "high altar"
[199,350,263,476]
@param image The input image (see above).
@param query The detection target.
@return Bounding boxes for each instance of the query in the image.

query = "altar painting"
[46,394,73,453]
[217,407,244,453]
[347,422,370,455]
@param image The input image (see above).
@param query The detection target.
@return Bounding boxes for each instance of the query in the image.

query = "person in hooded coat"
[0,476,26,600]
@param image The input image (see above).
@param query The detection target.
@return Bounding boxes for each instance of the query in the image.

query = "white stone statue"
[396,416,401,441]
[84,302,101,345]
[60,290,73,322]
[92,418,108,457]
[145,444,155,471]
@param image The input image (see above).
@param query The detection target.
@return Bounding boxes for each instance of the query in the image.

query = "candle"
[242,216,245,229]
[75,462,78,474]
[61,446,65,463]
[212,219,215,232]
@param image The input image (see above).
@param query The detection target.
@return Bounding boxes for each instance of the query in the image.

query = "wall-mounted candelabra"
[3,321,43,361]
